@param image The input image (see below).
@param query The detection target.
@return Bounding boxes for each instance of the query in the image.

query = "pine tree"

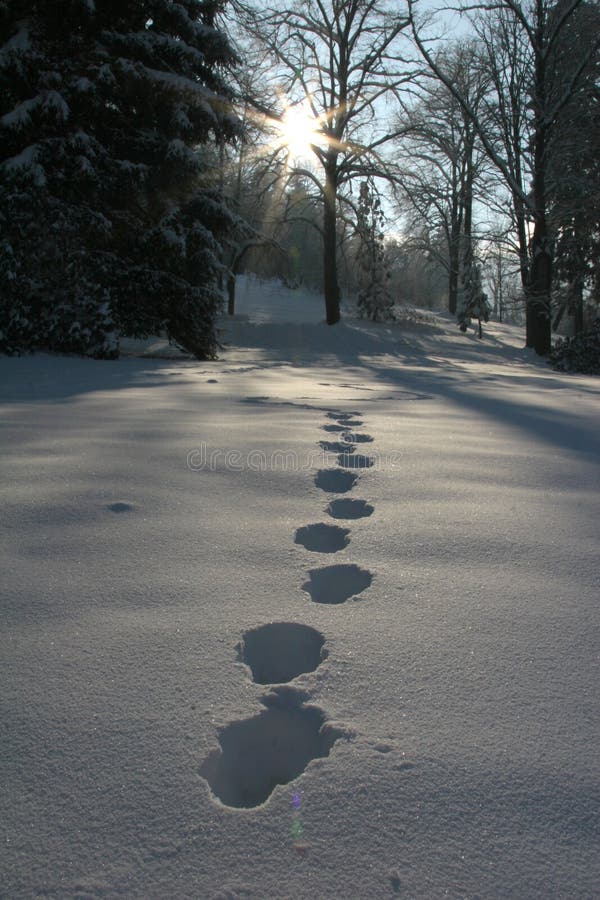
[355,180,394,322]
[0,0,239,359]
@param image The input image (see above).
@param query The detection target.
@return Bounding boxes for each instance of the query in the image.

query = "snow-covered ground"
[2,278,599,899]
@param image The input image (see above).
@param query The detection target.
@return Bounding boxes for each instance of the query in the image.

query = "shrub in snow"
[0,0,239,359]
[549,318,600,375]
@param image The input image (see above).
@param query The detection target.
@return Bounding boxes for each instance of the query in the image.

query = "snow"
[73,76,94,93]
[1,144,46,185]
[0,24,31,67]
[43,89,70,121]
[1,278,599,898]
[146,66,219,120]
[1,91,69,129]
[172,104,193,132]
[1,96,39,128]
[165,138,200,167]
[125,30,206,68]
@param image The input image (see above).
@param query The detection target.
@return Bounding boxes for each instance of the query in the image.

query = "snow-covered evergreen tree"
[0,0,239,358]
[355,180,394,322]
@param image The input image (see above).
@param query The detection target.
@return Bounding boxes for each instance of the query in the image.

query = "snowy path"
[2,286,600,898]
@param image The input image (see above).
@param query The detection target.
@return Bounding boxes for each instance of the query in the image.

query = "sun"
[278,101,320,162]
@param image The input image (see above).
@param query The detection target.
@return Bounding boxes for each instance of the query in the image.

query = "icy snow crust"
[2,277,600,898]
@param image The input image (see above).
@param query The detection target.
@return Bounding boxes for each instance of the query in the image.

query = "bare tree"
[476,7,532,305]
[217,112,284,313]
[394,41,490,315]
[235,0,413,324]
[409,0,600,355]
[482,231,524,322]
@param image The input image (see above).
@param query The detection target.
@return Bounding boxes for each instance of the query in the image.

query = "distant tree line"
[1,0,598,360]
[229,0,598,351]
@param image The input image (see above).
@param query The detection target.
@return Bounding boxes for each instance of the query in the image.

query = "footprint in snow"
[106,501,134,513]
[341,431,374,444]
[302,564,373,605]
[295,523,350,553]
[326,411,362,422]
[199,687,344,809]
[314,469,359,493]
[337,453,374,469]
[321,423,348,433]
[327,498,374,520]
[319,440,355,454]
[238,622,326,685]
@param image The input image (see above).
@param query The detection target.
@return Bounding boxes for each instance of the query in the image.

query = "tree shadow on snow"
[223,318,600,466]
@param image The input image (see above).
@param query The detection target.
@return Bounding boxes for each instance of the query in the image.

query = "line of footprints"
[199,410,375,812]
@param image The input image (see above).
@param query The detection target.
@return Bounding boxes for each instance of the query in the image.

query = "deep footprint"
[341,431,374,444]
[295,523,350,553]
[303,564,373,604]
[319,440,355,454]
[314,469,359,493]
[327,498,374,520]
[107,501,134,513]
[322,424,347,433]
[337,453,374,469]
[327,411,362,422]
[199,688,343,808]
[238,622,326,684]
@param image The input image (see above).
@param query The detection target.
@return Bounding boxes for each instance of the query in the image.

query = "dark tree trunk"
[525,0,552,357]
[226,239,288,317]
[448,253,459,315]
[323,156,340,325]
[227,273,236,315]
[524,275,536,347]
[527,222,552,355]
[458,136,474,312]
[572,277,584,335]
[462,164,473,281]
[514,200,530,289]
[495,251,504,322]
[528,120,552,354]
[448,190,462,315]
[512,191,532,343]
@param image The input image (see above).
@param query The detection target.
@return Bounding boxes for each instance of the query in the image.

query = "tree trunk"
[526,0,552,357]
[494,250,504,322]
[572,277,584,335]
[323,157,340,325]
[461,165,473,284]
[514,207,529,289]
[527,219,552,355]
[448,190,461,315]
[227,273,236,315]
[457,137,474,318]
[226,239,287,317]
[506,119,531,340]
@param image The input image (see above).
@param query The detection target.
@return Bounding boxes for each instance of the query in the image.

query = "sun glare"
[279,102,320,162]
